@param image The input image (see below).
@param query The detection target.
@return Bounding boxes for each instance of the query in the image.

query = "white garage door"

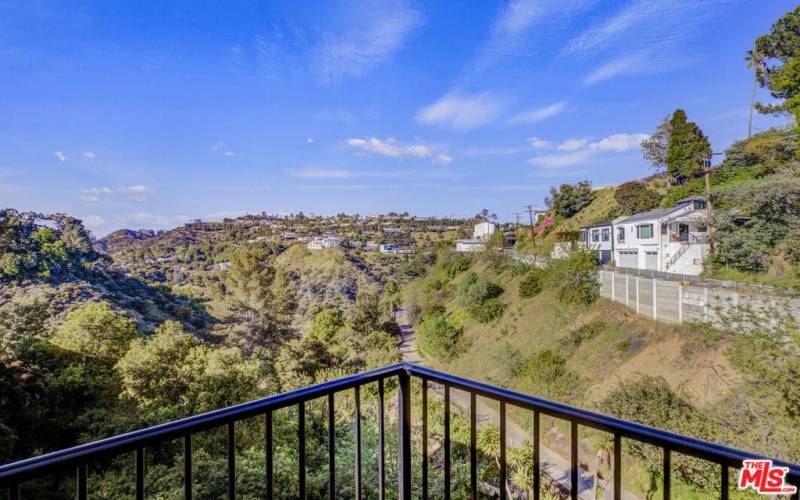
[618,251,638,268]
[644,251,658,270]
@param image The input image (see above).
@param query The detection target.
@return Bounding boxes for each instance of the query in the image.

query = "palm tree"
[746,50,766,138]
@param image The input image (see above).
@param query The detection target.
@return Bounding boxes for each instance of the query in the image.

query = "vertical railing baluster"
[422,377,429,500]
[184,434,192,500]
[355,385,362,500]
[298,402,306,500]
[398,370,412,500]
[77,463,87,500]
[135,448,144,500]
[227,422,235,500]
[720,463,728,500]
[570,420,578,500]
[533,410,540,500]
[444,384,451,500]
[470,392,477,500]
[614,434,621,500]
[378,379,385,500]
[663,448,671,500]
[9,483,19,500]
[328,393,335,500]
[265,412,273,499]
[499,402,507,500]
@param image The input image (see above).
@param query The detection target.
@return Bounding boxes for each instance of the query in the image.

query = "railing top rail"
[405,364,800,481]
[3,362,799,488]
[0,363,406,486]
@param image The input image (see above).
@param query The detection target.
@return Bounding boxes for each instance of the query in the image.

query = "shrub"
[457,272,505,322]
[545,181,595,218]
[518,269,544,298]
[440,254,472,279]
[416,312,464,361]
[558,320,606,354]
[524,350,580,401]
[613,181,662,215]
[543,249,599,306]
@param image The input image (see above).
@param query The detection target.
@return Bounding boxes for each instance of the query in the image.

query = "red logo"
[738,460,797,495]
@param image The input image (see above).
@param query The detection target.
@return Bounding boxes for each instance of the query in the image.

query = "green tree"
[518,268,544,298]
[349,291,381,335]
[753,6,800,127]
[416,312,464,361]
[665,109,711,183]
[545,181,595,218]
[51,301,137,365]
[613,181,662,215]
[544,248,599,306]
[640,115,671,171]
[307,308,345,343]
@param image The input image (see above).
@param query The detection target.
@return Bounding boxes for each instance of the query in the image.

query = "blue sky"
[0,0,792,236]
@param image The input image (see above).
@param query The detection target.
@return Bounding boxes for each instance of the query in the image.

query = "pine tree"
[665,109,711,183]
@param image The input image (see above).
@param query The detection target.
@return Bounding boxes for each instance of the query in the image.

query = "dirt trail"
[395,307,641,500]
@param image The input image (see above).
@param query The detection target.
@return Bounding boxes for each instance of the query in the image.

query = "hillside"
[400,250,798,498]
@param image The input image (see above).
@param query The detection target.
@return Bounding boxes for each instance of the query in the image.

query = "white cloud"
[81,185,155,202]
[589,133,649,152]
[346,137,432,158]
[290,167,354,179]
[82,214,105,230]
[82,151,96,159]
[582,50,653,86]
[528,137,552,150]
[416,93,506,130]
[528,150,594,168]
[316,1,422,81]
[224,151,236,157]
[508,101,566,125]
[557,138,590,151]
[528,132,648,168]
[306,137,314,144]
[211,142,237,156]
[121,213,187,229]
[53,150,66,162]
[434,153,454,165]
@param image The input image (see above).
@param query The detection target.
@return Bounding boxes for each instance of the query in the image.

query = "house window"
[617,227,625,242]
[601,228,610,242]
[637,224,653,239]
[661,223,668,235]
[695,201,707,210]
[592,229,600,242]
[697,224,708,233]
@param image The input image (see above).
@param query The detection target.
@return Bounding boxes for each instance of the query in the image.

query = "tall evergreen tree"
[665,109,711,183]
[753,6,800,128]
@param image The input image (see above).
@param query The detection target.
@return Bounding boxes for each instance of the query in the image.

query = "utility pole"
[513,212,522,232]
[523,204,537,247]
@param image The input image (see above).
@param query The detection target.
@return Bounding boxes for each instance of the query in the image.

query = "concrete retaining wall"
[598,269,800,326]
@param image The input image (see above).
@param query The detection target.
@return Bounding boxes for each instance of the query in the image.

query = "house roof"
[677,195,707,204]
[617,206,683,223]
[580,221,612,230]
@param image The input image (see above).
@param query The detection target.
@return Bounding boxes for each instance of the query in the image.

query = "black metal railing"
[1,362,798,499]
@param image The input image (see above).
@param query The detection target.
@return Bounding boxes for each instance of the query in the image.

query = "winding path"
[395,308,640,500]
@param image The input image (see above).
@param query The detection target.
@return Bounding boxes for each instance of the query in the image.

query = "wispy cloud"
[210,142,237,157]
[529,132,648,168]
[82,151,96,159]
[508,101,566,125]
[434,153,454,165]
[528,137,553,149]
[557,138,590,151]
[122,212,187,229]
[82,214,105,230]
[81,185,155,202]
[346,137,431,158]
[462,145,527,157]
[53,150,66,162]
[316,1,422,82]
[416,93,506,130]
[582,50,653,86]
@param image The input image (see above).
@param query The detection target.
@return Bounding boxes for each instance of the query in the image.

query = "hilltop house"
[613,196,709,275]
[455,221,497,253]
[307,236,342,250]
[379,244,397,255]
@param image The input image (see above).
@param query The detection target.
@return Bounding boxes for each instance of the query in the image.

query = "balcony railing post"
[398,369,412,500]
[378,379,386,500]
[328,394,335,500]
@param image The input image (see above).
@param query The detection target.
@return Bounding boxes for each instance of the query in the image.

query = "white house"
[614,196,709,275]
[307,236,342,250]
[454,240,486,252]
[379,244,397,255]
[579,221,615,264]
[473,222,497,241]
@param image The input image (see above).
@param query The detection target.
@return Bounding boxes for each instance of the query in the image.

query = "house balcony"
[1,363,798,499]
